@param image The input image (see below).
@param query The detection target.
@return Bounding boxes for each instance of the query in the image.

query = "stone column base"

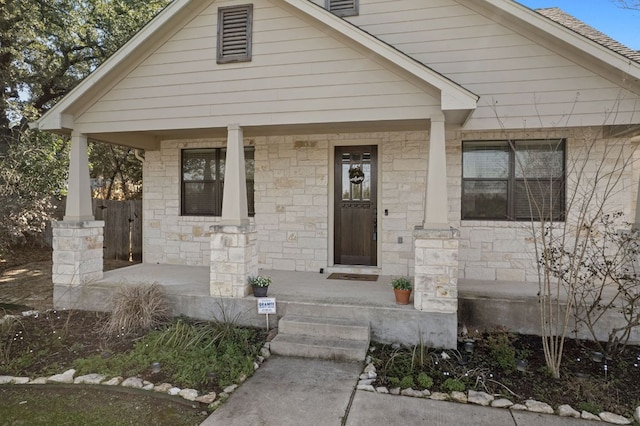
[52,220,105,285]
[210,224,258,297]
[413,227,459,313]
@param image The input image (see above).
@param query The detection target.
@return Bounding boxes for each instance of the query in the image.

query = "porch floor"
[95,264,405,308]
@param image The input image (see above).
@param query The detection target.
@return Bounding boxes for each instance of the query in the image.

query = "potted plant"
[248,275,271,298]
[391,276,412,305]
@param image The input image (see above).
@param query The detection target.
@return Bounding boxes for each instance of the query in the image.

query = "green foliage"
[442,378,466,392]
[576,401,603,415]
[387,376,400,387]
[399,375,414,389]
[391,276,412,290]
[416,372,433,389]
[248,275,271,287]
[74,318,261,389]
[486,332,517,372]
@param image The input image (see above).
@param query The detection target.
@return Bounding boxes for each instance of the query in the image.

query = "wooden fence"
[47,199,142,260]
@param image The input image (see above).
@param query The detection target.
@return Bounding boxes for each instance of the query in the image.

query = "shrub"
[399,375,415,388]
[442,378,466,392]
[101,284,171,337]
[416,372,433,389]
[487,332,517,372]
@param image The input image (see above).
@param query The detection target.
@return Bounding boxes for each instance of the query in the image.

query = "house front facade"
[35,0,640,344]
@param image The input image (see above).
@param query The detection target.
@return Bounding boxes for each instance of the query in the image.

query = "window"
[462,140,565,221]
[217,4,253,64]
[181,148,255,216]
[326,0,358,17]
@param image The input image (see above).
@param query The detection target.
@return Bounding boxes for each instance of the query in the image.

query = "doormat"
[327,273,378,282]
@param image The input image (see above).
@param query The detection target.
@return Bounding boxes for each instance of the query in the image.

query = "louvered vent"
[217,5,253,64]
[326,0,358,17]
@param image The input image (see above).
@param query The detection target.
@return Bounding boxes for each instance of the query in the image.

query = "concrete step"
[278,315,370,341]
[285,302,376,321]
[270,334,369,362]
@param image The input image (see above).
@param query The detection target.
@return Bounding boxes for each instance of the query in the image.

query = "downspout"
[134,149,145,162]
[632,135,640,231]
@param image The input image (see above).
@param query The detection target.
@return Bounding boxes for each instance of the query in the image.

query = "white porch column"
[52,131,104,288]
[412,114,458,337]
[65,131,94,221]
[423,114,448,229]
[210,123,257,297]
[221,124,249,226]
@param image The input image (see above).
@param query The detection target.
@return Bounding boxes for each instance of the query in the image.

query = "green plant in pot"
[248,275,271,298]
[391,276,412,305]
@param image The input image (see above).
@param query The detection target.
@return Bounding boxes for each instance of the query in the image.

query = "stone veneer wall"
[452,128,638,283]
[142,131,434,275]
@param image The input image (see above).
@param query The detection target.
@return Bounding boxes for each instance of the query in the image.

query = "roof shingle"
[535,7,640,64]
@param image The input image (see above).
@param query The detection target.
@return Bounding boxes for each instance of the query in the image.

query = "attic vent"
[326,0,358,17]
[217,4,253,64]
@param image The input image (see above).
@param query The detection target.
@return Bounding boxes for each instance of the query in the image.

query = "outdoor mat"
[327,273,378,282]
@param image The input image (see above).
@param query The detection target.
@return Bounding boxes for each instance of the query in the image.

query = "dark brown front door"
[334,145,377,266]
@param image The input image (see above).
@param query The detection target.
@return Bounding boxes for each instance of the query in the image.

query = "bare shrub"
[101,284,171,337]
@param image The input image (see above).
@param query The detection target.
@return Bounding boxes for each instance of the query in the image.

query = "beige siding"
[75,0,440,133]
[345,0,638,130]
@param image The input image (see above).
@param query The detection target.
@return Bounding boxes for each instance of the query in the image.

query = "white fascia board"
[32,0,195,132]
[500,0,640,80]
[281,0,478,111]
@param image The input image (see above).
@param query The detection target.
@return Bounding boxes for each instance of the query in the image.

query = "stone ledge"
[51,220,105,229]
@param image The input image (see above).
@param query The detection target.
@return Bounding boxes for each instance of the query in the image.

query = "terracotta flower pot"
[393,288,411,305]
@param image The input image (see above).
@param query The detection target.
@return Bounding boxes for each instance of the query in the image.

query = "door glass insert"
[341,152,371,201]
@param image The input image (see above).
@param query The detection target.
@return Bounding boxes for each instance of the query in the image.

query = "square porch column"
[209,124,257,297]
[413,114,459,315]
[52,132,104,285]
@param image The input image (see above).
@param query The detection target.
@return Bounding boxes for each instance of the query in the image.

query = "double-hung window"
[462,139,565,221]
[181,148,255,216]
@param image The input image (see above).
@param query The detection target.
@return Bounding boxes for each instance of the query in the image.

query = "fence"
[47,198,142,260]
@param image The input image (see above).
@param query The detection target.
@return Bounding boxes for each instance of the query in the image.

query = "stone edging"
[357,361,640,425]
[0,342,272,411]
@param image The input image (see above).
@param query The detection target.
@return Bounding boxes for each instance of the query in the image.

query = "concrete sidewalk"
[201,356,597,426]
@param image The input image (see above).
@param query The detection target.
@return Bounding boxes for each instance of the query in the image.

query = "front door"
[334,145,377,266]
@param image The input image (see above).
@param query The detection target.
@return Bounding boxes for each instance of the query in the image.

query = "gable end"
[217,4,253,64]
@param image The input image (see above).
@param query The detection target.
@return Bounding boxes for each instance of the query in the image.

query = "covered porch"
[53,264,458,347]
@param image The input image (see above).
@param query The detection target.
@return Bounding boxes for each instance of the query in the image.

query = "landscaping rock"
[12,377,30,384]
[179,389,199,401]
[142,383,154,391]
[400,388,423,398]
[389,387,400,395]
[253,362,259,370]
[599,412,631,425]
[358,379,374,386]
[468,390,494,406]
[525,399,554,414]
[491,398,513,408]
[363,363,376,374]
[196,392,217,404]
[257,356,265,364]
[74,373,106,385]
[239,375,247,383]
[223,384,238,394]
[357,384,375,392]
[430,392,449,401]
[260,346,271,359]
[375,387,389,394]
[421,390,431,397]
[102,377,123,386]
[450,391,467,403]
[47,369,75,384]
[153,383,173,393]
[0,376,12,385]
[29,377,47,385]
[634,407,640,423]
[168,387,181,396]
[558,404,580,418]
[511,404,528,411]
[581,411,601,421]
[121,377,144,389]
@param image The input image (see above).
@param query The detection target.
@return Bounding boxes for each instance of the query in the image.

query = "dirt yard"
[0,246,135,311]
